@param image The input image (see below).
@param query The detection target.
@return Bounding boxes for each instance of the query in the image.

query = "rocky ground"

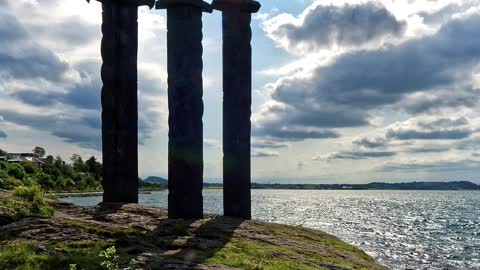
[0,190,389,270]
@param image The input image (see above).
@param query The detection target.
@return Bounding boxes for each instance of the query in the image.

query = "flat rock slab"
[0,194,389,270]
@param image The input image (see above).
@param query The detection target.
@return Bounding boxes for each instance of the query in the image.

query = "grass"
[0,186,54,220]
[0,240,105,270]
[204,239,326,270]
[262,223,373,262]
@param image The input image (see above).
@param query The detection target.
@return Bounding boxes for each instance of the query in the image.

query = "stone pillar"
[157,0,212,219]
[213,0,261,220]
[88,0,154,204]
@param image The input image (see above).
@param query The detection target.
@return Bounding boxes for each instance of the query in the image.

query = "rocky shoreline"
[1,190,389,269]
[48,191,153,199]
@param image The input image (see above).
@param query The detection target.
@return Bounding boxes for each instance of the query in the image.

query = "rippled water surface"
[62,190,480,270]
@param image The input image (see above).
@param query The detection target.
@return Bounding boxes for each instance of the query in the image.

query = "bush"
[0,161,8,170]
[0,170,8,181]
[20,176,36,187]
[20,161,38,175]
[7,164,26,180]
[14,185,43,202]
[35,172,55,190]
[12,185,54,218]
[0,176,23,190]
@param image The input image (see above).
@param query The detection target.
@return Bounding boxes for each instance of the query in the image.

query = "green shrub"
[7,163,26,180]
[14,185,43,201]
[0,161,8,170]
[21,176,36,187]
[0,170,8,181]
[20,161,38,174]
[0,176,23,190]
[35,172,55,190]
[11,186,54,218]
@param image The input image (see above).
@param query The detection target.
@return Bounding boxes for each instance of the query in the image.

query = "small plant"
[125,258,141,270]
[69,264,78,270]
[11,185,54,218]
[14,185,43,201]
[99,246,118,270]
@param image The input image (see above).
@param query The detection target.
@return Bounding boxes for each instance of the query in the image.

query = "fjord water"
[62,189,480,270]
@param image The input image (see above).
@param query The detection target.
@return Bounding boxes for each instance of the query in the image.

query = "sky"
[1,0,480,184]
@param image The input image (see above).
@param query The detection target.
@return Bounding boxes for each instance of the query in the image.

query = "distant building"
[0,156,7,161]
[5,153,45,166]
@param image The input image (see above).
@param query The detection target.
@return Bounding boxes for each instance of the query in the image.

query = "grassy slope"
[0,190,388,270]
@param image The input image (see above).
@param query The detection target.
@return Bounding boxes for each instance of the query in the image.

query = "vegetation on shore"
[0,190,387,270]
[0,147,163,194]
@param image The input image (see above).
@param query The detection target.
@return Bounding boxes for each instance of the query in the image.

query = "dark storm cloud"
[320,150,397,161]
[353,137,388,148]
[267,2,405,52]
[256,15,480,140]
[0,130,7,139]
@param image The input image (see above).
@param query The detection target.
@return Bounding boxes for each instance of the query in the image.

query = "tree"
[35,172,55,190]
[85,156,102,179]
[0,149,7,156]
[33,147,46,157]
[71,154,86,172]
[45,155,54,164]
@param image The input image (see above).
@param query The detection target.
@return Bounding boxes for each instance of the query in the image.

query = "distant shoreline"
[49,190,155,198]
[53,182,480,199]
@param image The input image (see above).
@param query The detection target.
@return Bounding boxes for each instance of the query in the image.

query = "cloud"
[263,1,406,54]
[316,150,397,161]
[252,150,279,158]
[353,137,388,149]
[204,138,220,148]
[28,16,98,48]
[252,138,289,149]
[405,144,451,153]
[0,130,6,139]
[0,9,70,83]
[386,117,473,140]
[297,161,305,170]
[418,2,480,26]
[255,14,480,140]
[400,89,479,114]
[380,159,480,172]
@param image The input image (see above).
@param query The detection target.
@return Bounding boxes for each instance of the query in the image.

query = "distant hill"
[143,176,168,187]
[141,178,480,190]
[251,181,480,190]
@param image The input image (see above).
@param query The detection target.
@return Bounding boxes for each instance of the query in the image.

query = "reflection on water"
[62,189,480,270]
